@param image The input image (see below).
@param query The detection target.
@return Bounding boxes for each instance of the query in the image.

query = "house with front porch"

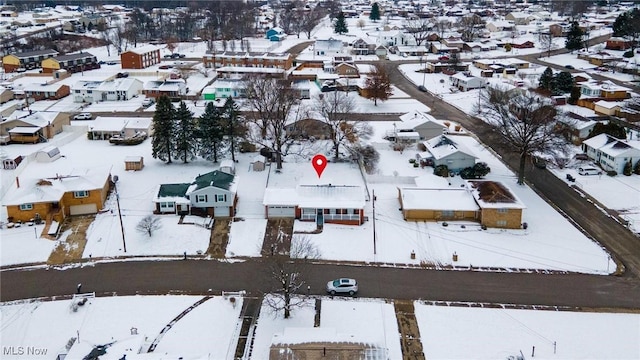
[142,80,187,99]
[0,111,69,144]
[582,133,640,174]
[154,170,238,217]
[3,167,112,224]
[263,184,366,226]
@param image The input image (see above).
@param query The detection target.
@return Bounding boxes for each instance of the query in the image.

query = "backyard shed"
[252,155,266,171]
[124,156,144,171]
[35,146,61,162]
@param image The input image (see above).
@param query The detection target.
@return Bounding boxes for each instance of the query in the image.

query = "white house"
[396,110,450,141]
[450,72,486,91]
[581,133,640,174]
[72,78,143,103]
[313,38,344,57]
[154,170,238,217]
[374,30,416,47]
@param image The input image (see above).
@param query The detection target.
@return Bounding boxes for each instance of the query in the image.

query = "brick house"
[120,45,161,69]
[19,83,70,101]
[202,51,292,70]
[398,180,525,229]
[263,184,366,226]
[605,37,633,51]
[4,167,112,223]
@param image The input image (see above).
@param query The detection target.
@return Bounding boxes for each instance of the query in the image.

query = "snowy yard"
[1,295,638,360]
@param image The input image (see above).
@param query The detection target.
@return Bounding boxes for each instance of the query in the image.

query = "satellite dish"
[113,175,119,183]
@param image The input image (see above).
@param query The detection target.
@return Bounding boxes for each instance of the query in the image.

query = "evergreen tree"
[634,159,640,175]
[334,12,348,34]
[565,21,584,51]
[539,67,554,90]
[221,97,244,163]
[553,71,574,93]
[151,95,176,163]
[174,101,197,163]
[198,102,226,163]
[623,159,633,176]
[613,11,631,37]
[568,86,581,105]
[370,3,381,22]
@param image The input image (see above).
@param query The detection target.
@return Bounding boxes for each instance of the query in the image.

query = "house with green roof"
[153,170,238,217]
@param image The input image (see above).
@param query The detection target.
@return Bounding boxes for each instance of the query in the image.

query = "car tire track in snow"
[147,295,212,353]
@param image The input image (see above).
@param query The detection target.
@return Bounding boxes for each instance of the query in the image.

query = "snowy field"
[1,295,638,360]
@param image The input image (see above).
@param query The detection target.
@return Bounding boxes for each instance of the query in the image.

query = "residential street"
[3,36,640,312]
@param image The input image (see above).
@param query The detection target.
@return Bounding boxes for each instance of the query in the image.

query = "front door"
[316,209,324,226]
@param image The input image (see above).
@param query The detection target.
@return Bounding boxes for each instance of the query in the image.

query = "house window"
[20,203,33,211]
[496,220,507,227]
[324,209,330,214]
[497,208,508,214]
[441,210,454,217]
[196,194,207,203]
[353,209,359,214]
[216,194,225,202]
[160,202,173,208]
[74,191,89,198]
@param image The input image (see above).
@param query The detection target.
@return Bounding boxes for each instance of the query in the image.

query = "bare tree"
[299,6,326,39]
[538,32,554,58]
[364,64,394,106]
[356,19,366,29]
[474,86,568,185]
[136,215,162,237]
[263,235,321,319]
[404,16,431,46]
[432,18,450,41]
[313,92,372,160]
[458,14,485,42]
[243,76,304,169]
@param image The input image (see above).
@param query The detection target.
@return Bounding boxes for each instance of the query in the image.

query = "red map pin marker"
[312,154,327,178]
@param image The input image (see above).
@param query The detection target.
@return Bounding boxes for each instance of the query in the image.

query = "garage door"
[69,204,98,216]
[214,206,231,217]
[268,206,295,217]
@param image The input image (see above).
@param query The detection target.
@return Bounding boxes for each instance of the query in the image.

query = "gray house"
[154,170,238,217]
[416,134,477,172]
[397,110,449,141]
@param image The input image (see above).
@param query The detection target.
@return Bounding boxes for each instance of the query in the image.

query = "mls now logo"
[3,346,48,356]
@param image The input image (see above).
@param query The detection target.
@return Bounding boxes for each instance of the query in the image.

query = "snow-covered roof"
[91,117,128,132]
[467,180,526,209]
[124,45,161,55]
[397,110,444,130]
[4,167,110,206]
[263,184,366,208]
[424,135,476,160]
[594,100,625,109]
[400,188,479,211]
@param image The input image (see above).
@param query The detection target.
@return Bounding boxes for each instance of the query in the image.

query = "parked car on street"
[532,156,546,169]
[73,112,92,120]
[326,278,358,296]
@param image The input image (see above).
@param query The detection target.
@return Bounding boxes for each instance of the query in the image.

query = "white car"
[142,98,155,107]
[326,278,358,296]
[73,113,92,120]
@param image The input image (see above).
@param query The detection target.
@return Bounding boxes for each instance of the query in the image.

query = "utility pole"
[113,176,127,253]
[372,189,377,255]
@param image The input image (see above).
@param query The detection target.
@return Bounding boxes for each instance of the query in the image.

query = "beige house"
[398,180,525,229]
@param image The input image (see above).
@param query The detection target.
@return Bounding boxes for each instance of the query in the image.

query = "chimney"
[16,176,20,188]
